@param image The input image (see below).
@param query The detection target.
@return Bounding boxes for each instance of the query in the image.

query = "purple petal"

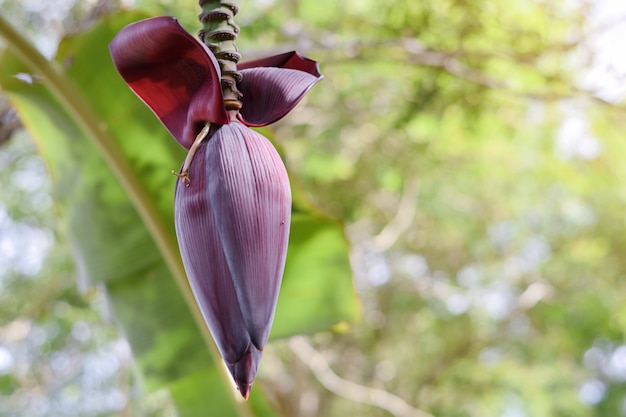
[236,52,323,126]
[238,51,322,74]
[226,343,262,400]
[208,122,291,349]
[109,16,229,149]
[174,142,250,364]
[174,121,291,397]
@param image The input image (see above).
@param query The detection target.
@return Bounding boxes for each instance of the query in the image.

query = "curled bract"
[109,16,322,148]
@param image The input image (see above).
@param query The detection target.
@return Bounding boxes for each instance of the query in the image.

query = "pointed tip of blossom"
[226,343,262,400]
[239,384,251,401]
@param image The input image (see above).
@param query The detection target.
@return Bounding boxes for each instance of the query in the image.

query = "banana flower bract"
[109,16,322,399]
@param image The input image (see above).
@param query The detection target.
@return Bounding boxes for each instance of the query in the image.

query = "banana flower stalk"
[109,15,322,399]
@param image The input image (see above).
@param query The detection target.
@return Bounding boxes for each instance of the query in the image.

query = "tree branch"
[373,177,420,252]
[289,336,434,417]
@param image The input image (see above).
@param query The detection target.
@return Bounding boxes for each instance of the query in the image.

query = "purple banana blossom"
[109,16,322,399]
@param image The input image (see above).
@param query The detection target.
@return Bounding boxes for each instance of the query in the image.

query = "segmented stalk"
[198,0,243,114]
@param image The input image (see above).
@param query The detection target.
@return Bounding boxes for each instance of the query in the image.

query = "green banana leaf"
[0,10,358,416]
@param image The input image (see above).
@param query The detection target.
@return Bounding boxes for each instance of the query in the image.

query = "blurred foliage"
[0,132,177,416]
[2,0,626,416]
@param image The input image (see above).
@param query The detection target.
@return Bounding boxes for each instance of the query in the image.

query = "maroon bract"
[174,122,291,399]
[109,16,322,148]
[109,16,322,399]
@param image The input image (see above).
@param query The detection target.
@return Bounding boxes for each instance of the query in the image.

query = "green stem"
[198,0,243,116]
[0,12,251,416]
